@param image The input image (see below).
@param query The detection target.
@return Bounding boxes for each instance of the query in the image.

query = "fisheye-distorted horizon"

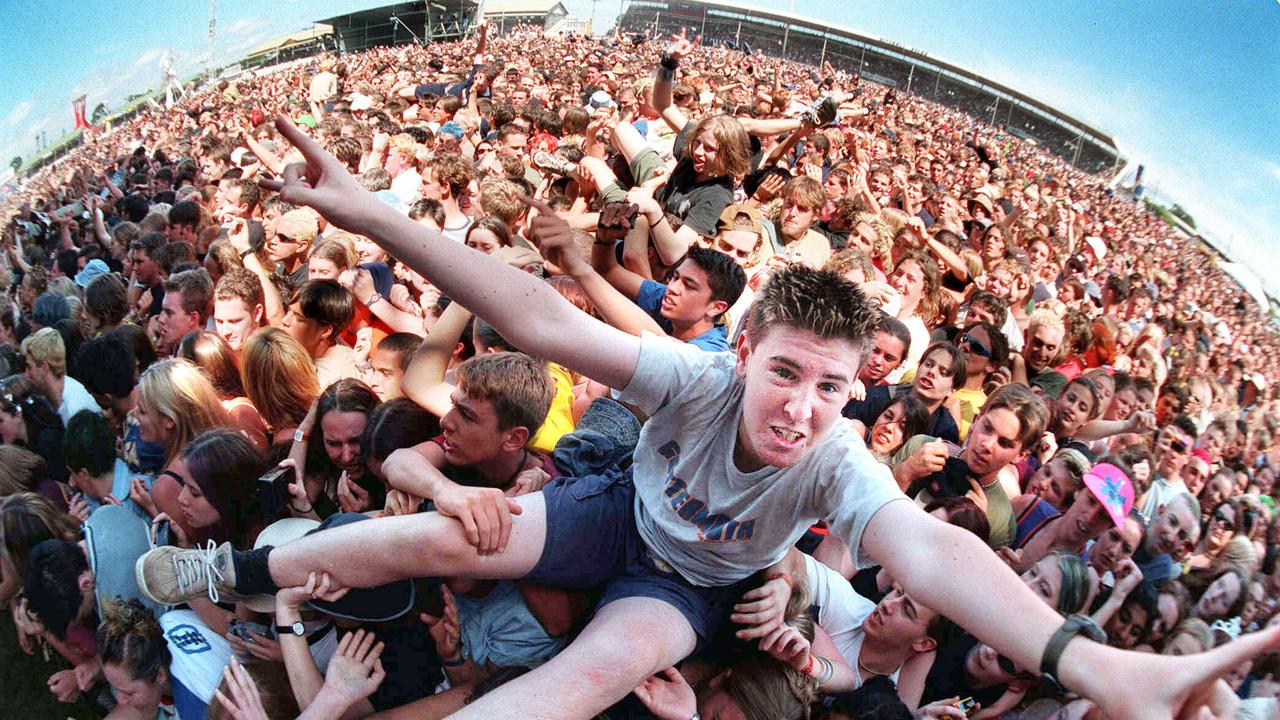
[1,0,1276,289]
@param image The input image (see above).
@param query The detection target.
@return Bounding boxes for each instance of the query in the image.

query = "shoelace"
[171,540,225,604]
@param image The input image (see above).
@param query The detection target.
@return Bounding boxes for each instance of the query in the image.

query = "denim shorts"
[528,470,752,640]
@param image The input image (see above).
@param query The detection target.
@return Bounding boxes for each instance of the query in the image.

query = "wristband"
[1039,614,1106,693]
[817,656,834,684]
[289,500,313,514]
[443,653,466,667]
[239,248,255,259]
[660,52,679,71]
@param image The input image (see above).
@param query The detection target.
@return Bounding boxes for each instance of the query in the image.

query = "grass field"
[0,612,100,720]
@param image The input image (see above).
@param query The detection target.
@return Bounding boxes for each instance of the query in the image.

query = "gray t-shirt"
[619,333,907,587]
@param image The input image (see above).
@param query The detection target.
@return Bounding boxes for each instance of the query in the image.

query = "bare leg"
[266,494,547,590]
[610,118,649,164]
[578,156,620,195]
[450,597,697,719]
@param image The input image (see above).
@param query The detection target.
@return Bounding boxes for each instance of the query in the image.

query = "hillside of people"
[1,19,1279,720]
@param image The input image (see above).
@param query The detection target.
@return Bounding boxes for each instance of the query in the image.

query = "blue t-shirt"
[635,279,730,352]
[82,459,151,520]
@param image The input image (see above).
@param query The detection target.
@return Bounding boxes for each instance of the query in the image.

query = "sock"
[233,546,279,595]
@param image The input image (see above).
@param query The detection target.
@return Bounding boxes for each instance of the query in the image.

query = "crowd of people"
[2,17,1280,720]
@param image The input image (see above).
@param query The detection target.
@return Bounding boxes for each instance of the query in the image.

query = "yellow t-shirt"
[529,362,576,454]
[952,387,987,441]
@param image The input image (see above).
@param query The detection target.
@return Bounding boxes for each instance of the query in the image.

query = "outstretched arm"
[260,115,639,390]
[861,499,1280,720]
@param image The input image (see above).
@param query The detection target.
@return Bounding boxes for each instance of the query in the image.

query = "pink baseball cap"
[1082,462,1135,529]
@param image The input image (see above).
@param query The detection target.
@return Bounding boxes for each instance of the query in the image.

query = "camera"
[257,465,296,517]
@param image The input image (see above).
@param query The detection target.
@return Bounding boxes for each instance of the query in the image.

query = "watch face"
[291,621,305,635]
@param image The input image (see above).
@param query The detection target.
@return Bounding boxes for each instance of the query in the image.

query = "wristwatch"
[276,620,305,638]
[365,292,384,307]
[1039,614,1106,692]
[294,428,310,444]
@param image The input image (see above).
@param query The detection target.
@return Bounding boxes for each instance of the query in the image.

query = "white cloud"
[1266,160,1280,184]
[5,101,31,127]
[133,48,166,69]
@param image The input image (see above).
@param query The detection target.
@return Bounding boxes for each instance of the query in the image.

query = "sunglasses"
[1169,439,1188,454]
[960,333,992,359]
[1213,510,1235,532]
[996,653,1035,681]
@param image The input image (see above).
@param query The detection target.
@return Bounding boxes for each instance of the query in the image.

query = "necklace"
[979,474,1000,491]
[857,648,905,679]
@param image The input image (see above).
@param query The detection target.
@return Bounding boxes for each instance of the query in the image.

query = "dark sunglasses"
[1212,510,1235,532]
[960,334,992,359]
[996,653,1035,680]
[1169,439,1188,454]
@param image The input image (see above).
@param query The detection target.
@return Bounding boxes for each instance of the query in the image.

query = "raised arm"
[238,127,286,177]
[260,115,639,390]
[540,203,665,340]
[652,31,698,134]
[400,300,469,418]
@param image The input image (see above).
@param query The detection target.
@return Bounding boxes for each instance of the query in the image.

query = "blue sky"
[2,1,1277,283]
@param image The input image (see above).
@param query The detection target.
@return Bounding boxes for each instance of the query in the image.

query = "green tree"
[8,156,19,174]
[91,102,108,124]
[1169,204,1196,229]
[1143,199,1174,226]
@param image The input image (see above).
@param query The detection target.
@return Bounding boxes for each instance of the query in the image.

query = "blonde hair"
[240,327,320,431]
[1162,617,1213,655]
[684,115,751,180]
[478,178,525,226]
[723,580,818,720]
[21,327,66,377]
[137,358,232,462]
[0,446,46,496]
[780,176,826,211]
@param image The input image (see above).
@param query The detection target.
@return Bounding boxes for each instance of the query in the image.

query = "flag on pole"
[72,95,98,134]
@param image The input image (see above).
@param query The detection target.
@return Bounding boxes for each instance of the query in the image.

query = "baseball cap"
[74,258,110,288]
[717,203,767,240]
[1082,463,1135,529]
[588,90,615,110]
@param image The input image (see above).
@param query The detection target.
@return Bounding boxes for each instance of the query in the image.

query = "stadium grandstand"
[316,0,480,54]
[617,0,1124,174]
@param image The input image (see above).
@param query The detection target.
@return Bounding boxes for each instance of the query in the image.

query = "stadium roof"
[483,0,565,15]
[631,0,1117,152]
[246,25,333,60]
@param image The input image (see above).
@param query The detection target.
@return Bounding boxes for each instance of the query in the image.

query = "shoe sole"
[134,552,174,606]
